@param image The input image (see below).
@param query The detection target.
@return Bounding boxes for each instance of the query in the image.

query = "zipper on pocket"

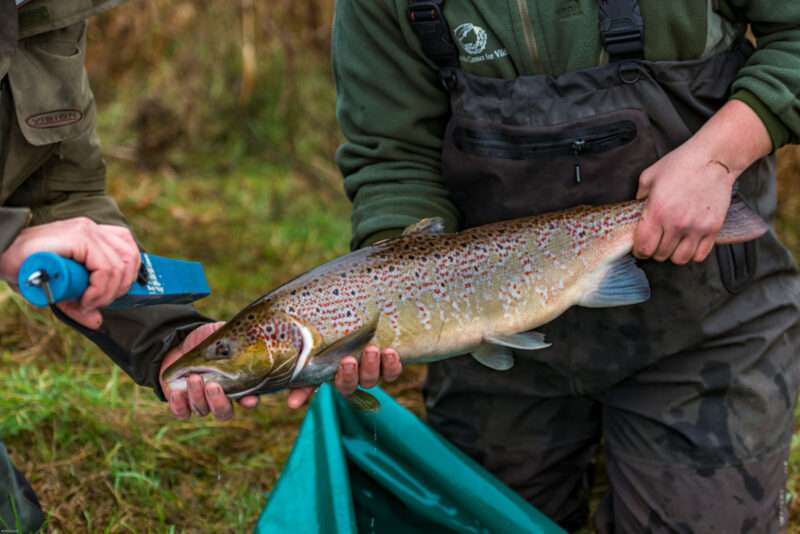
[572,138,585,183]
[453,120,638,168]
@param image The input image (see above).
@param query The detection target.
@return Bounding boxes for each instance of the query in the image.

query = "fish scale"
[163,198,768,403]
[266,200,644,360]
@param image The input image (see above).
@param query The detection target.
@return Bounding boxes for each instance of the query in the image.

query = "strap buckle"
[597,0,645,62]
[406,0,460,70]
[601,23,644,59]
[407,1,443,23]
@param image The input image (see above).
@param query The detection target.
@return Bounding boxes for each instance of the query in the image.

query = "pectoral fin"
[485,331,551,351]
[316,317,378,361]
[472,344,515,371]
[579,255,651,308]
[347,389,381,412]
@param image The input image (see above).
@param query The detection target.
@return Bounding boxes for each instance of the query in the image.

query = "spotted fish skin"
[268,200,644,370]
[164,198,767,398]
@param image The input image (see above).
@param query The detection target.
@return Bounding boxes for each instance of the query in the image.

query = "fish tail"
[715,196,770,245]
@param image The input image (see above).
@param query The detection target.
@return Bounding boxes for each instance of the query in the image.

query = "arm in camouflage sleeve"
[333,0,460,249]
[725,0,800,149]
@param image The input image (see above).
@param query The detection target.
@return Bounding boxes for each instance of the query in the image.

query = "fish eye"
[211,340,232,359]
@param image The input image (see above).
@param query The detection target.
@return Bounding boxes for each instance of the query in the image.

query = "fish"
[163,197,768,410]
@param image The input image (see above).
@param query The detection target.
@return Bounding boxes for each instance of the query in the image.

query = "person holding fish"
[317,0,800,532]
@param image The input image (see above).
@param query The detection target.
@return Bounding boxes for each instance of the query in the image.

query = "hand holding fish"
[160,322,257,420]
[633,99,772,264]
[160,322,403,418]
[286,346,402,409]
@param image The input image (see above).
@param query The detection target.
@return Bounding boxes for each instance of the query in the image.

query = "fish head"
[163,307,319,399]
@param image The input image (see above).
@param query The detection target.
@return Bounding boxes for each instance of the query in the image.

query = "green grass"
[0,159,350,532]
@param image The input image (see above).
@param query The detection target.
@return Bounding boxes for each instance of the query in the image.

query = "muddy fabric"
[421,25,800,534]
[0,442,44,533]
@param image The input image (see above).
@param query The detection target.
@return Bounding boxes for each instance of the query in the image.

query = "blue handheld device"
[18,252,210,309]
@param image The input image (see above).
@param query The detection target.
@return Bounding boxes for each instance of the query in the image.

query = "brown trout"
[163,198,767,409]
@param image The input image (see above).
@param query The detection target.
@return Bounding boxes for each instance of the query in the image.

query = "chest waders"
[408,0,800,531]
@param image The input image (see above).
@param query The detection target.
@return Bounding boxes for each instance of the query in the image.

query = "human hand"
[160,322,259,421]
[633,99,772,265]
[633,144,735,264]
[0,217,140,329]
[286,346,403,409]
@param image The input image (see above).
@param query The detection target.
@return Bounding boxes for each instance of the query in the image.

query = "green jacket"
[333,0,800,248]
[0,0,211,398]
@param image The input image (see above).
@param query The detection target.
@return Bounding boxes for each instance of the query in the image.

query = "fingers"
[56,301,103,330]
[169,389,191,420]
[359,347,381,388]
[693,235,716,263]
[381,348,402,382]
[670,236,701,265]
[652,229,681,263]
[238,395,259,409]
[335,356,359,396]
[167,380,253,421]
[206,383,233,421]
[633,206,663,260]
[287,387,315,409]
[99,230,140,298]
[187,375,210,417]
[80,237,122,310]
[333,346,404,398]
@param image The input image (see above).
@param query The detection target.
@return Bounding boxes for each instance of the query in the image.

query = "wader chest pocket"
[444,109,659,224]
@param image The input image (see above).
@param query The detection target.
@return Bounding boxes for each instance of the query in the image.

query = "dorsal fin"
[402,217,447,236]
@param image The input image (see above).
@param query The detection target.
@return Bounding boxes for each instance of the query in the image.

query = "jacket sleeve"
[726,1,800,149]
[333,0,460,249]
[6,25,214,399]
[37,125,214,401]
[0,207,31,253]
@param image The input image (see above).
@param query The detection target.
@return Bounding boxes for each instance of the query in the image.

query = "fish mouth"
[167,367,239,392]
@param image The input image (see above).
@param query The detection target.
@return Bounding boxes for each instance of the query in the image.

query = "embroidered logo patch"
[453,22,509,64]
[26,110,83,129]
[454,23,488,56]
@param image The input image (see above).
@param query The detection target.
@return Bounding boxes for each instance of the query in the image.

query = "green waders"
[408,0,800,531]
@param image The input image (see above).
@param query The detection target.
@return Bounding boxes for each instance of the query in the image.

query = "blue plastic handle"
[18,252,90,307]
[17,251,211,309]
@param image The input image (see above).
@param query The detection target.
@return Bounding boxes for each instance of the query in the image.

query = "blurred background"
[1,1,799,531]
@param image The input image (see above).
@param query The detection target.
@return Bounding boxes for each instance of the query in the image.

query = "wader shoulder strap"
[597,0,644,62]
[407,0,460,73]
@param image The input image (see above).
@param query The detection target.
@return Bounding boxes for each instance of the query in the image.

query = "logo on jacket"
[454,23,488,55]
[26,110,83,129]
[453,23,508,64]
